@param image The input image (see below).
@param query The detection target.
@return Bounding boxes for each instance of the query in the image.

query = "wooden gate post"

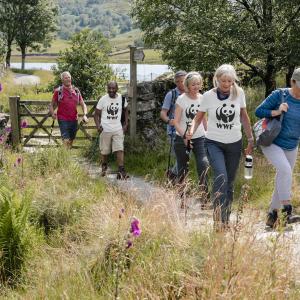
[9,96,21,148]
[129,45,137,139]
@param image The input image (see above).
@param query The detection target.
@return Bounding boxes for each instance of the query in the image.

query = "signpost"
[129,46,145,138]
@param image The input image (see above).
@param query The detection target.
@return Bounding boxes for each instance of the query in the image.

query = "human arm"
[94,108,102,133]
[49,100,57,119]
[160,108,175,126]
[240,108,254,155]
[186,111,206,140]
[255,90,288,118]
[80,99,88,123]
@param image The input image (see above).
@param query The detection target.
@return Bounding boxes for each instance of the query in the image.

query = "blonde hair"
[184,71,203,92]
[213,64,240,99]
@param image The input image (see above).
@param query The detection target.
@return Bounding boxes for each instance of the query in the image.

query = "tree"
[132,0,300,96]
[0,0,57,68]
[15,0,57,70]
[0,0,19,67]
[52,29,113,100]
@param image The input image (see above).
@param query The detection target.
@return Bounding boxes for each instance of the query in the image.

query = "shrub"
[0,184,33,285]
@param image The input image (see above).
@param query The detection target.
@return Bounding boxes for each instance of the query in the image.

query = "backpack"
[57,85,81,104]
[167,89,178,116]
[121,95,126,126]
[253,88,287,147]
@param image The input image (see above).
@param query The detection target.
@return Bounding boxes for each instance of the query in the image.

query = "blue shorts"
[58,120,78,140]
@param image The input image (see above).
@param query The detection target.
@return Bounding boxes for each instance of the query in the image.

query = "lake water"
[10,62,171,82]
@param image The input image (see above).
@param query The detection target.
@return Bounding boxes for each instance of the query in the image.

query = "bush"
[51,29,113,100]
[0,183,33,285]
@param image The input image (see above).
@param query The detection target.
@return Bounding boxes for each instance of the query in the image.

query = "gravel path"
[78,157,300,279]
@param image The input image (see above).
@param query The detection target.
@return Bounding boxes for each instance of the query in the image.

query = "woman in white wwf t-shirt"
[188,65,254,230]
[173,72,209,200]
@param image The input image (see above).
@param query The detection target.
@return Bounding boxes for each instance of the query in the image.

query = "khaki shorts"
[100,129,124,155]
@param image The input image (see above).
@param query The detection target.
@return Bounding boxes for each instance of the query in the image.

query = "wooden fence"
[9,96,98,148]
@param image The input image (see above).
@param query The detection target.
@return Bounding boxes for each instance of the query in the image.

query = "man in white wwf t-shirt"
[94,81,129,179]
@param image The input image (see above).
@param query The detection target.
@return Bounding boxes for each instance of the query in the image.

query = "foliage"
[51,29,113,100]
[57,0,132,40]
[0,0,58,67]
[0,182,33,285]
[15,0,58,69]
[132,0,300,95]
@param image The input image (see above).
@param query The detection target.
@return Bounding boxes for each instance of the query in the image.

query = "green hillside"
[58,0,132,40]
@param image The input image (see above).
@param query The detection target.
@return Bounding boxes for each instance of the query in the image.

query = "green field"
[10,31,165,64]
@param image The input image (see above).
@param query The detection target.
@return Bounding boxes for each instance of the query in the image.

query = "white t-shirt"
[96,93,128,132]
[199,88,246,143]
[176,93,205,139]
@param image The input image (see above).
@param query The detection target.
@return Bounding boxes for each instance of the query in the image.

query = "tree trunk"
[5,44,12,68]
[286,65,295,87]
[264,68,276,97]
[21,47,26,70]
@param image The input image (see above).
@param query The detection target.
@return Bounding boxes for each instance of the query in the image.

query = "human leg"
[173,135,189,183]
[262,144,298,226]
[223,139,242,223]
[192,136,209,193]
[99,131,112,176]
[58,120,78,149]
[112,130,128,179]
[205,139,228,224]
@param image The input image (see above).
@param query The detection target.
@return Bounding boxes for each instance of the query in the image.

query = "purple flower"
[130,217,141,237]
[17,157,22,165]
[21,120,28,128]
[121,208,125,214]
[0,135,4,144]
[126,240,133,249]
[0,83,2,92]
[5,127,12,133]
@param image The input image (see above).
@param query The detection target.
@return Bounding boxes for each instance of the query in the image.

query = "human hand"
[279,103,288,113]
[168,119,175,126]
[82,115,89,123]
[97,126,103,133]
[244,142,254,155]
[51,113,57,120]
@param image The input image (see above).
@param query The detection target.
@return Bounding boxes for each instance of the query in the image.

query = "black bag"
[253,89,286,147]
[121,95,126,126]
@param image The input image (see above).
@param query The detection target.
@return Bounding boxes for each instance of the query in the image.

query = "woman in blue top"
[255,68,300,228]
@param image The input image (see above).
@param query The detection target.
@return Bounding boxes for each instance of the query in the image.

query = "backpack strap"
[122,95,125,110]
[57,85,81,105]
[278,88,287,123]
[167,88,177,116]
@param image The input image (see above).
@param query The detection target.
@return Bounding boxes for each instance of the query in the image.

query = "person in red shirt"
[49,71,88,148]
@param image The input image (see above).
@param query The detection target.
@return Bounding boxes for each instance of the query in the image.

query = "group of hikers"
[49,65,300,230]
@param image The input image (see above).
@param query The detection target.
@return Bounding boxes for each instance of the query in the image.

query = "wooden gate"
[9,96,98,148]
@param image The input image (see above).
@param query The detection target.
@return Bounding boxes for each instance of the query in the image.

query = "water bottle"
[244,155,253,180]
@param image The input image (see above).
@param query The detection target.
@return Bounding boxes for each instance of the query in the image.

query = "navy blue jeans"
[174,135,209,189]
[205,138,242,223]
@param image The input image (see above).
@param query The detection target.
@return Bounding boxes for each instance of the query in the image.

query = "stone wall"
[129,77,175,144]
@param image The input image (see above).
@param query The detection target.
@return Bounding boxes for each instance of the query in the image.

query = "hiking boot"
[282,204,300,224]
[266,210,278,228]
[117,166,129,180]
[101,163,108,177]
[166,169,177,185]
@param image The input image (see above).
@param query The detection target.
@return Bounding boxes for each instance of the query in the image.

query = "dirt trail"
[14,73,40,85]
[78,157,300,278]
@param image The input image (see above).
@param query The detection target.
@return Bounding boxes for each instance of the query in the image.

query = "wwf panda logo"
[185,103,201,120]
[107,102,119,116]
[216,103,235,123]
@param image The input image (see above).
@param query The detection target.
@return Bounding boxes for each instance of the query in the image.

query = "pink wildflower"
[5,127,12,133]
[130,217,141,237]
[21,120,28,128]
